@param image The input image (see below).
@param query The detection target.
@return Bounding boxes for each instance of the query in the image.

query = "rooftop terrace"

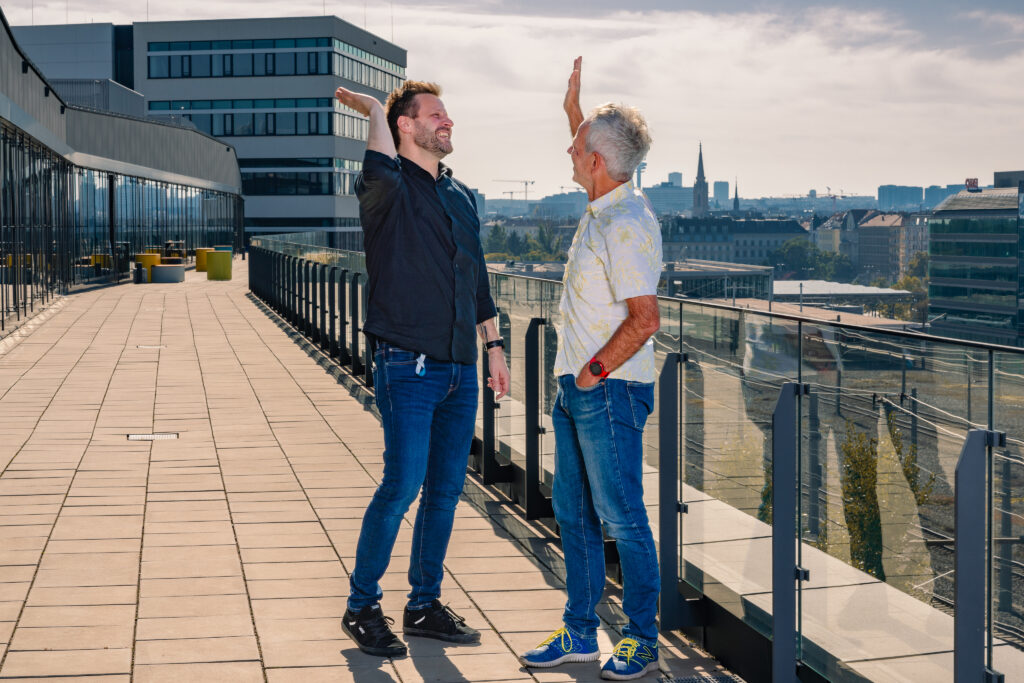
[0,262,729,681]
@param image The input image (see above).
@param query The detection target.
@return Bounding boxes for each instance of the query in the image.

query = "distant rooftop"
[774,280,910,297]
[934,187,1018,213]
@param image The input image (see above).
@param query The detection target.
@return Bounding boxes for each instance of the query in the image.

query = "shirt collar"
[586,180,634,218]
[398,154,453,182]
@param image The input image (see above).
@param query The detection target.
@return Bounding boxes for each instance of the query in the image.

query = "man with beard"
[333,81,510,658]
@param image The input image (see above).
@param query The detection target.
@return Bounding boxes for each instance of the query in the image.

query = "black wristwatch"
[588,357,609,378]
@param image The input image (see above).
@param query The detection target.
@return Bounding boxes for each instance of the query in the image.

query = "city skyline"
[6,0,1023,200]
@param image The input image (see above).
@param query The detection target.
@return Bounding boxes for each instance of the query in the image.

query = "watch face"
[589,361,603,377]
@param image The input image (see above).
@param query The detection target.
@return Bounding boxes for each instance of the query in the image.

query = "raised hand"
[335,86,383,117]
[564,56,584,136]
[334,86,394,156]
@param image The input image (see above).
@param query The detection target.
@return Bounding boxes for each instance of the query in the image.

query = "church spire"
[733,177,739,212]
[692,142,709,217]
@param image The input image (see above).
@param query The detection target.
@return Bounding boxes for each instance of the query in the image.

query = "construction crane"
[494,179,535,202]
[823,186,848,213]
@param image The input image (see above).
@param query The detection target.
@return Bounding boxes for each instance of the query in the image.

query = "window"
[276,112,296,135]
[233,53,253,77]
[234,113,254,136]
[276,52,296,75]
[190,114,212,135]
[149,56,169,78]
[192,54,211,77]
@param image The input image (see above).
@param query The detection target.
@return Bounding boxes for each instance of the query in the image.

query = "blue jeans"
[552,375,659,646]
[348,343,478,610]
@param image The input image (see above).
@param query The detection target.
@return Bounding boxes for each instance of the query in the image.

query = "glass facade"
[146,36,405,93]
[0,118,242,331]
[929,212,1021,343]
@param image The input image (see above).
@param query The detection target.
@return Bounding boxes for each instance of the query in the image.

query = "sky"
[5,0,1024,201]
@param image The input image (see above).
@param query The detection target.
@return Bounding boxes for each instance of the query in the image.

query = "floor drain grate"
[127,433,179,441]
[137,345,166,349]
[662,676,744,683]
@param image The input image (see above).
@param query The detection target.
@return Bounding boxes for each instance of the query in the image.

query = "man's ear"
[397,115,414,136]
[590,151,604,175]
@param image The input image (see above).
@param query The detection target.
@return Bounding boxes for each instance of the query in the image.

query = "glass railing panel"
[991,350,1024,666]
[536,278,561,489]
[677,304,792,636]
[798,327,972,681]
[490,273,528,472]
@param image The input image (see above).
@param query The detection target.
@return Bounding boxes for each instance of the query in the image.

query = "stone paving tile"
[0,265,729,681]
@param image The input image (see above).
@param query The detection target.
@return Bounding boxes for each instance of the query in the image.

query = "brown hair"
[385,81,443,149]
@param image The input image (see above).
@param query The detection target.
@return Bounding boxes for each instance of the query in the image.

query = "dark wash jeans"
[552,374,660,646]
[347,343,478,610]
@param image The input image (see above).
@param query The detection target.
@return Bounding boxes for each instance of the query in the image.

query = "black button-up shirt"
[357,150,497,364]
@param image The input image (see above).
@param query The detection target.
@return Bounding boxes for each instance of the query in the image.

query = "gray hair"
[583,103,652,182]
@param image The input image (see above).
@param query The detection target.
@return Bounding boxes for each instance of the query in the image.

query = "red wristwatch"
[588,357,609,378]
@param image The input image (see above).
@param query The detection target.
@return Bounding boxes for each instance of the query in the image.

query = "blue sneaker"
[520,627,600,667]
[600,638,658,680]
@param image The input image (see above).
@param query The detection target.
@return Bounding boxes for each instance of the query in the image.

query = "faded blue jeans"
[552,374,659,646]
[347,343,477,610]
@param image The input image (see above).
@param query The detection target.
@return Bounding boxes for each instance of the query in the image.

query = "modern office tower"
[668,171,683,187]
[713,181,729,207]
[1,8,243,303]
[928,188,1021,344]
[924,184,959,208]
[14,16,406,248]
[877,184,923,210]
[692,144,709,217]
[645,177,694,215]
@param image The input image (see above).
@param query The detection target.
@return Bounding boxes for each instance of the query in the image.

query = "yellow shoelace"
[612,638,641,663]
[539,627,573,650]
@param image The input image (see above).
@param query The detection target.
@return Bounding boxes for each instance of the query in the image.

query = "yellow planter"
[135,253,161,282]
[195,248,214,272]
[206,251,232,281]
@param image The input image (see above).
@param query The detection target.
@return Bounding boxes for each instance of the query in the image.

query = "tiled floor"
[0,263,733,682]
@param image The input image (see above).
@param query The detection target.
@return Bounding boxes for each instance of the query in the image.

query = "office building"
[661,216,807,264]
[0,8,242,302]
[713,180,729,207]
[924,184,960,208]
[668,171,682,187]
[857,213,903,283]
[877,184,923,210]
[14,16,406,248]
[928,188,1021,344]
[995,170,1024,189]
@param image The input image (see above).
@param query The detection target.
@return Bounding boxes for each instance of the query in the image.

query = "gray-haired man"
[520,57,663,680]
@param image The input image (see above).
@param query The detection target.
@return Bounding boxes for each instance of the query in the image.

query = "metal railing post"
[955,428,1006,683]
[319,264,328,351]
[524,317,553,520]
[338,269,349,365]
[658,352,689,630]
[328,266,338,358]
[303,260,313,335]
[772,381,807,683]
[363,281,373,387]
[481,340,513,485]
[350,272,362,376]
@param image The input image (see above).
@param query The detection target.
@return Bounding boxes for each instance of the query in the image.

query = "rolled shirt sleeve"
[355,150,403,236]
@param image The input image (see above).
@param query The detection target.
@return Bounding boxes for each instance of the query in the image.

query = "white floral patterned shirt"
[554,180,663,382]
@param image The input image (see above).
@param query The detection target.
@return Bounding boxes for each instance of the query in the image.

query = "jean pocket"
[574,377,605,393]
[386,347,419,365]
[625,382,655,428]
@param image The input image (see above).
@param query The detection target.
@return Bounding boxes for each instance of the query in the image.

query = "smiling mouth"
[437,130,451,140]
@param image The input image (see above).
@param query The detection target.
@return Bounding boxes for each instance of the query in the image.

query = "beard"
[413,120,453,157]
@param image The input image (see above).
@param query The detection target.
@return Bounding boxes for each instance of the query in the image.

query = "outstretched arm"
[564,56,584,137]
[335,87,397,157]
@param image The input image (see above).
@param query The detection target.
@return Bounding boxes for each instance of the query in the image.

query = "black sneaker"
[403,600,481,644]
[341,604,408,657]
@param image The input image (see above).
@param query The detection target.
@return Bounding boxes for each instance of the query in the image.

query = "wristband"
[485,339,505,350]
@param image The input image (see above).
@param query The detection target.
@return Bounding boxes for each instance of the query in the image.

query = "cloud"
[5,0,1024,199]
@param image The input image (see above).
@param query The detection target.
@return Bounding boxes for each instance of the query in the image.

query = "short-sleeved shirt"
[356,150,497,365]
[554,180,663,382]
